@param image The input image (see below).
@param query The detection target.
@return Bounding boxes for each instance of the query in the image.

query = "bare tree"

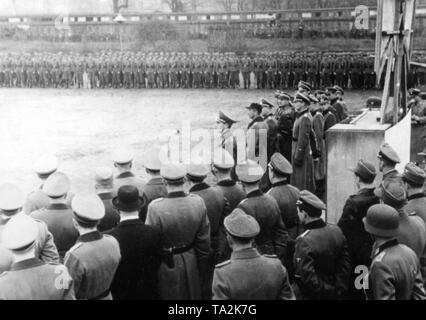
[218,0,237,12]
[162,0,184,12]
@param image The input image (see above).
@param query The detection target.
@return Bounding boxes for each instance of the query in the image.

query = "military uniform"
[212,208,294,300]
[294,219,351,300]
[246,105,269,165]
[64,194,121,300]
[366,240,426,300]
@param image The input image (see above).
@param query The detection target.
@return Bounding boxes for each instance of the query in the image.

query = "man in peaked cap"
[142,147,167,208]
[0,214,75,300]
[112,147,146,196]
[266,153,301,280]
[212,208,295,300]
[145,163,210,300]
[64,193,121,300]
[211,149,246,212]
[374,179,426,280]
[275,93,296,164]
[293,190,351,300]
[106,185,162,300]
[0,183,59,269]
[377,142,402,184]
[363,204,426,300]
[236,161,288,261]
[366,97,382,109]
[338,159,380,300]
[216,110,239,180]
[327,86,349,123]
[246,103,269,169]
[403,163,426,225]
[94,167,120,232]
[25,154,59,214]
[291,92,316,193]
[31,172,79,260]
[261,99,279,162]
[186,161,230,299]
[418,147,426,170]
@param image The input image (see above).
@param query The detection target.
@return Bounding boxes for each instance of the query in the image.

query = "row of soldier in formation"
[0,50,399,90]
[0,82,426,300]
[0,135,426,300]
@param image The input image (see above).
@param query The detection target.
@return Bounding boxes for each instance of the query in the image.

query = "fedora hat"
[112,185,145,212]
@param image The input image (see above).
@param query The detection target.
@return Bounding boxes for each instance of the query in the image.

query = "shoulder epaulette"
[263,254,278,259]
[215,260,231,268]
[409,211,417,216]
[150,197,165,206]
[68,242,83,253]
[299,230,310,239]
[373,251,386,263]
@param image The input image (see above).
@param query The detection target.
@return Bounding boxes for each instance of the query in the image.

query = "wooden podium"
[326,109,412,224]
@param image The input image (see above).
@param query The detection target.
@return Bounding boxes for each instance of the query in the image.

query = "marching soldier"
[338,159,380,300]
[291,93,315,192]
[403,163,426,224]
[374,179,426,280]
[363,204,426,300]
[64,194,121,300]
[94,167,120,232]
[212,209,295,300]
[294,190,351,300]
[236,161,288,260]
[145,163,210,300]
[0,183,60,269]
[30,172,79,260]
[112,148,146,196]
[377,142,402,184]
[0,215,75,300]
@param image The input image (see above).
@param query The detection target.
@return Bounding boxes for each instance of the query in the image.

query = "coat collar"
[217,180,236,187]
[11,258,45,271]
[246,189,263,198]
[117,218,143,228]
[47,203,70,210]
[231,247,261,260]
[98,192,114,200]
[248,116,264,129]
[271,180,289,188]
[383,168,398,177]
[78,231,103,243]
[357,187,376,196]
[116,172,135,179]
[407,193,426,201]
[166,191,187,199]
[304,218,326,230]
[372,238,399,258]
[189,182,211,193]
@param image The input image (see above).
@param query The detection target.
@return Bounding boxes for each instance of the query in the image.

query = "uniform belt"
[164,243,194,255]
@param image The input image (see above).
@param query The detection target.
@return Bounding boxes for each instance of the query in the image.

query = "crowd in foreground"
[1,50,426,90]
[0,82,426,300]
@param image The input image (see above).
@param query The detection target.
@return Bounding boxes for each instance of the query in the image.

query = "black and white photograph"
[0,0,425,307]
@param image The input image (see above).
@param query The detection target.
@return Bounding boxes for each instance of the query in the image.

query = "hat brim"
[112,196,145,212]
[363,218,398,238]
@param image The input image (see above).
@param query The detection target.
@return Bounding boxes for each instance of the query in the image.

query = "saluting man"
[145,163,211,300]
[0,183,59,271]
[31,172,79,260]
[0,215,75,300]
[212,209,295,300]
[64,194,121,300]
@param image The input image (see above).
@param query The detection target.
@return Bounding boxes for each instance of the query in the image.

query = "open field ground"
[0,88,380,194]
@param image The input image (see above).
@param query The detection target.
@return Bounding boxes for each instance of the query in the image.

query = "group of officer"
[5,50,426,90]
